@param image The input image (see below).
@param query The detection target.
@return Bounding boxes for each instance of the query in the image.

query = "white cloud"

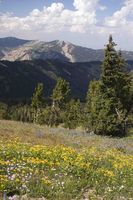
[105,0,133,27]
[99,5,107,11]
[73,0,99,12]
[102,0,133,50]
[0,0,133,50]
[0,0,101,34]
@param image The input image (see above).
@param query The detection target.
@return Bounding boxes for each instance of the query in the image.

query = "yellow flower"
[97,168,115,178]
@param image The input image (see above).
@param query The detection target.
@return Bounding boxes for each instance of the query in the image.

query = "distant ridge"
[0,59,133,102]
[0,37,31,48]
[1,37,133,62]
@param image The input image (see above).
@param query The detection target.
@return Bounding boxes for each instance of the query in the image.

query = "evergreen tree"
[86,35,131,136]
[11,105,34,123]
[48,105,61,127]
[63,99,82,129]
[31,83,44,123]
[128,74,133,125]
[51,78,70,109]
[34,106,61,127]
[0,102,8,119]
[101,37,131,112]
[85,81,102,132]
[31,83,44,109]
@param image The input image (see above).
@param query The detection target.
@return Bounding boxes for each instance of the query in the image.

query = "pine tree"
[31,83,44,109]
[51,78,70,109]
[63,99,81,129]
[86,35,131,136]
[31,83,44,123]
[101,37,131,111]
[85,80,102,133]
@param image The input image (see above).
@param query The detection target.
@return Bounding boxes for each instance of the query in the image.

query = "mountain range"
[0,37,133,102]
[0,60,102,102]
[1,37,133,62]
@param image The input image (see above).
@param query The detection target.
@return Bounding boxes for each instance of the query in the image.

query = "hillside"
[0,120,133,150]
[1,37,133,62]
[0,59,133,102]
[0,37,31,48]
[0,60,101,102]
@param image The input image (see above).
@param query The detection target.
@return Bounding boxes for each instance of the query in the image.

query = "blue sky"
[0,0,123,16]
[0,0,71,16]
[0,0,133,50]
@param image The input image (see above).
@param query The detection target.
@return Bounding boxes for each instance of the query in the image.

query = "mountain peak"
[1,37,133,62]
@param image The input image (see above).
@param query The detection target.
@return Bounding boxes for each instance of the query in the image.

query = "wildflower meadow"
[0,140,133,199]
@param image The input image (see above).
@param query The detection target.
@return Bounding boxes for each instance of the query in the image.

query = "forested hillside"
[0,59,133,102]
[0,60,101,102]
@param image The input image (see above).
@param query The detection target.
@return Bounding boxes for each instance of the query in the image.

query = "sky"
[0,0,133,50]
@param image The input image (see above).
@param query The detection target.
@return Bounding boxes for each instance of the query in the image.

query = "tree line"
[0,36,133,137]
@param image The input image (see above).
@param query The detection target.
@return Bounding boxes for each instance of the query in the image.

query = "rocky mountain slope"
[1,37,133,62]
[0,37,31,59]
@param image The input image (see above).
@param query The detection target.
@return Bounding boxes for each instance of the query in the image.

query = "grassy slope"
[0,120,133,154]
[0,120,133,200]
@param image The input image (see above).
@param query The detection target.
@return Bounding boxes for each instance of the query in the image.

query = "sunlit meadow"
[0,120,133,199]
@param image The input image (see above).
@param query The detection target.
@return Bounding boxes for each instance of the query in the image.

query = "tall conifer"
[86,36,131,136]
[31,83,44,123]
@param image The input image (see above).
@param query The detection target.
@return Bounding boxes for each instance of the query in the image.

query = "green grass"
[0,120,133,153]
[0,120,133,200]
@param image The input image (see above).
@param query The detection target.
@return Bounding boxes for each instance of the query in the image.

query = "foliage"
[31,83,44,123]
[37,106,62,127]
[130,71,133,114]
[86,36,132,136]
[63,99,82,129]
[0,102,8,119]
[51,78,70,109]
[31,83,44,109]
[10,105,34,123]
[0,142,133,199]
